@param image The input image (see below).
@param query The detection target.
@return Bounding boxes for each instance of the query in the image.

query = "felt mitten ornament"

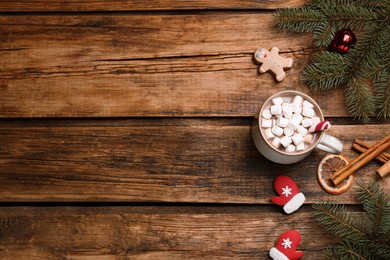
[269,230,304,260]
[271,175,305,214]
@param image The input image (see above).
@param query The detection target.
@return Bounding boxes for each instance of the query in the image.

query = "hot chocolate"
[252,90,343,164]
[260,93,323,154]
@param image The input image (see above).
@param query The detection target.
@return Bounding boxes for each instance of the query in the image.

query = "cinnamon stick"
[352,142,389,164]
[376,160,390,178]
[331,134,390,186]
[353,139,390,161]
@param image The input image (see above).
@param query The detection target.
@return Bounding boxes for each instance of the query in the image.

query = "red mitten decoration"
[269,230,304,260]
[271,175,305,214]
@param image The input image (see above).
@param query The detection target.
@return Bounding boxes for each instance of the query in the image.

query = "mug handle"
[316,133,344,154]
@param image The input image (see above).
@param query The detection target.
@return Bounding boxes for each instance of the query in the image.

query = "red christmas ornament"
[329,29,357,54]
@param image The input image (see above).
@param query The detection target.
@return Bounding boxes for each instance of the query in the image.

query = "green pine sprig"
[312,182,390,259]
[275,0,390,122]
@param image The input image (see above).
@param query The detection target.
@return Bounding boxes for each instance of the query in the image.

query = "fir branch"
[356,182,390,258]
[310,0,357,10]
[323,5,379,30]
[301,51,348,90]
[313,21,336,47]
[357,182,390,236]
[366,24,390,79]
[312,203,365,241]
[276,3,380,33]
[274,7,325,33]
[370,25,390,119]
[344,25,385,121]
[347,23,388,78]
[345,77,375,123]
[323,247,338,260]
[354,0,385,8]
[366,240,390,260]
[332,240,374,260]
[313,182,390,259]
[374,70,390,119]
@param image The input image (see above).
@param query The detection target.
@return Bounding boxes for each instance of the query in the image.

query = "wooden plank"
[0,119,388,203]
[0,206,338,259]
[0,0,306,12]
[0,13,345,118]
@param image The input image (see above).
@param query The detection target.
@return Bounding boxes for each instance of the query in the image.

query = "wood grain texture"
[0,13,349,118]
[0,0,307,12]
[0,206,338,259]
[0,119,388,203]
[0,2,388,259]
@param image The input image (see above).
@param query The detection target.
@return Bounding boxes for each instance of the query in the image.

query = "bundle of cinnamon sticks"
[352,139,390,164]
[331,134,390,186]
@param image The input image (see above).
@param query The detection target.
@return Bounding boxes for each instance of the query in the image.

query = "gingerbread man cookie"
[253,47,293,81]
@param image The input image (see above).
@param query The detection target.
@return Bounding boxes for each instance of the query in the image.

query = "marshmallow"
[301,118,313,128]
[285,144,296,153]
[283,105,293,119]
[271,137,281,148]
[303,100,314,108]
[272,97,284,106]
[264,128,275,139]
[276,116,289,128]
[280,136,292,147]
[304,134,315,144]
[312,116,321,125]
[287,118,300,130]
[291,113,303,123]
[270,105,282,115]
[293,95,303,106]
[262,119,273,128]
[297,125,308,137]
[296,142,305,151]
[271,125,284,136]
[262,109,272,119]
[292,134,304,146]
[284,127,294,137]
[292,104,302,114]
[302,107,315,118]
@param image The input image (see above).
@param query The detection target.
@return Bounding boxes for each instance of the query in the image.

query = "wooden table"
[0,1,389,259]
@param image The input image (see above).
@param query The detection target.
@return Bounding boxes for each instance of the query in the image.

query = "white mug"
[252,90,343,164]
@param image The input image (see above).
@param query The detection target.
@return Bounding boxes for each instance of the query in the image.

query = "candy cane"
[309,120,331,133]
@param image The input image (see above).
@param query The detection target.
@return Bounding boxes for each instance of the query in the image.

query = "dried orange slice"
[317,154,353,195]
